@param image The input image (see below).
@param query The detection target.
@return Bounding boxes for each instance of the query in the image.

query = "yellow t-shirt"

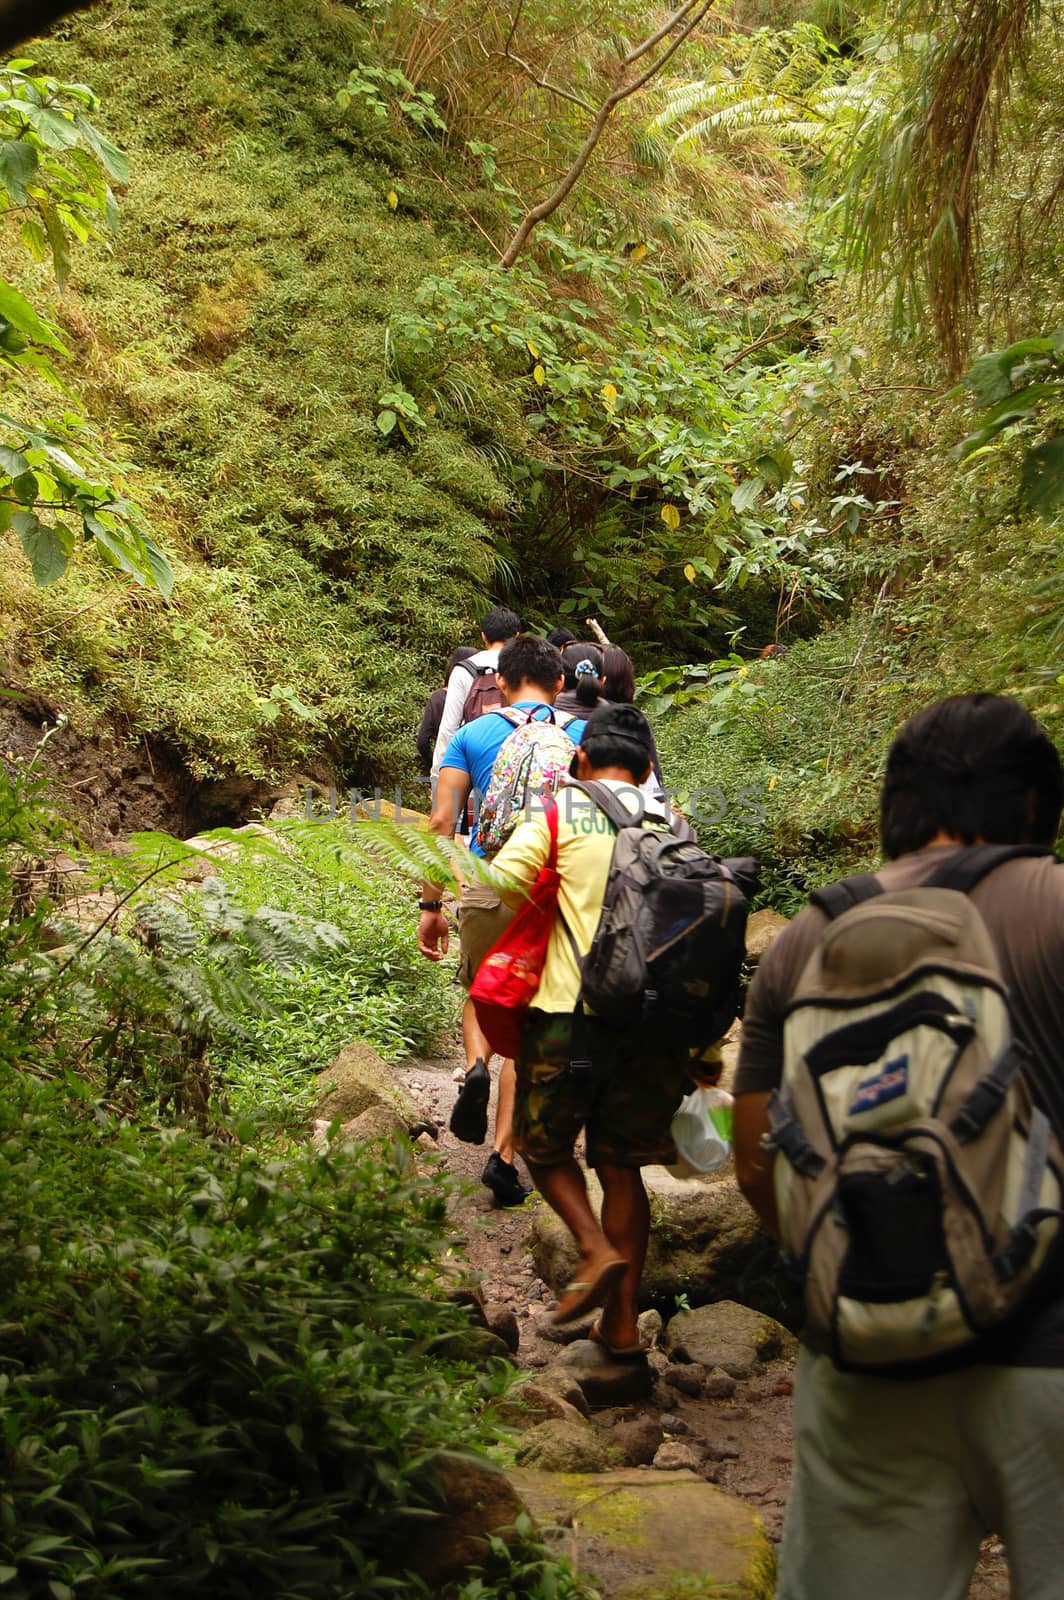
[490,780,669,1013]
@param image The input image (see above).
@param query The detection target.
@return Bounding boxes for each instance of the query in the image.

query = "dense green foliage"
[0,764,602,1598]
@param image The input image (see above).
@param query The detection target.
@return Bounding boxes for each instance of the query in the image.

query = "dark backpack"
[459,660,505,723]
[572,779,758,1051]
[769,845,1064,1376]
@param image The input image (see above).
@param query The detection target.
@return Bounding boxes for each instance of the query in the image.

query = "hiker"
[416,645,477,775]
[733,692,1064,1600]
[554,642,606,717]
[546,626,576,649]
[489,703,721,1350]
[417,636,585,1207]
[600,645,663,786]
[430,607,521,786]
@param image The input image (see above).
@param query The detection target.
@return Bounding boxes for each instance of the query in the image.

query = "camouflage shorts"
[514,1009,689,1168]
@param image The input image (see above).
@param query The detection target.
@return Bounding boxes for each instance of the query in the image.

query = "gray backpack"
[769,846,1064,1376]
[571,780,758,1052]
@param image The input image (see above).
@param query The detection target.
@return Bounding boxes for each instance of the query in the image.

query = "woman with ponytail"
[555,642,607,716]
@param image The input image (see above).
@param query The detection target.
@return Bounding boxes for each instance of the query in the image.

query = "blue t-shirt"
[440,702,587,856]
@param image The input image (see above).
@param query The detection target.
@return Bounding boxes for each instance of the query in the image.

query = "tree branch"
[498,0,714,269]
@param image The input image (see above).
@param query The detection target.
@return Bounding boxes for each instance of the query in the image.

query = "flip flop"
[588,1320,647,1361]
[550,1256,627,1327]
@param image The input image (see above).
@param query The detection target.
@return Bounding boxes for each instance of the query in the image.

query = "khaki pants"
[457,880,514,989]
[778,1347,1064,1600]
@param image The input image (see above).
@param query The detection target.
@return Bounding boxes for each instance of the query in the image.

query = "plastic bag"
[666,1086,733,1178]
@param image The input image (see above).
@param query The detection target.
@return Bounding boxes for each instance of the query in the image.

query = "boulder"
[427,1327,514,1367]
[339,1105,408,1147]
[606,1415,663,1467]
[665,1301,797,1379]
[703,1367,738,1399]
[745,908,790,964]
[664,1362,703,1398]
[652,1440,703,1473]
[510,1468,775,1599]
[400,1453,526,1582]
[555,1341,654,1407]
[637,1308,663,1347]
[535,1370,589,1416]
[497,1383,587,1430]
[314,1040,416,1126]
[483,1301,520,1355]
[515,1417,610,1473]
[529,1169,800,1328]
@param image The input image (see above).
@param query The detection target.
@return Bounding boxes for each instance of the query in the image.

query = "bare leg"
[461,996,493,1069]
[493,1057,515,1164]
[526,1157,623,1288]
[595,1164,649,1349]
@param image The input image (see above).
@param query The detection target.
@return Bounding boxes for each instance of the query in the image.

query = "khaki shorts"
[457,879,515,989]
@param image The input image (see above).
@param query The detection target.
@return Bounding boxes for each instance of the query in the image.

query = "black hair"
[479,607,522,644]
[496,635,563,697]
[579,703,653,781]
[880,693,1064,858]
[546,626,576,649]
[601,645,636,705]
[560,642,604,707]
[447,644,478,676]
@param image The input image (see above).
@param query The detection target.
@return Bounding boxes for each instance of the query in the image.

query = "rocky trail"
[382,1035,1012,1599]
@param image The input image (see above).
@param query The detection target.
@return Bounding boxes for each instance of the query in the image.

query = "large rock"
[745,908,790,964]
[427,1327,514,1367]
[665,1301,797,1379]
[400,1453,526,1583]
[510,1468,775,1599]
[555,1340,654,1406]
[515,1417,610,1473]
[314,1040,416,1126]
[529,1169,799,1328]
[605,1415,664,1467]
[497,1383,588,1430]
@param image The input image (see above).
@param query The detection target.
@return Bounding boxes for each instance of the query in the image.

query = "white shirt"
[430,646,500,779]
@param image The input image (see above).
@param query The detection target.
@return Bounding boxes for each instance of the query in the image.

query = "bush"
[0,1072,501,1597]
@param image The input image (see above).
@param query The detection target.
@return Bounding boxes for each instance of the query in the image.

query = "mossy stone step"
[510,1467,775,1598]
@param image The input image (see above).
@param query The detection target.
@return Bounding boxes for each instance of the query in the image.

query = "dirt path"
[400,1033,1010,1598]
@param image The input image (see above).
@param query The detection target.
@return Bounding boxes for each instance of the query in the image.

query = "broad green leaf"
[731,476,764,513]
[376,409,396,435]
[143,534,174,599]
[0,138,38,205]
[11,469,37,503]
[72,111,128,182]
[0,279,68,353]
[14,511,72,584]
[40,202,71,290]
[0,445,29,478]
[1020,436,1064,516]
[10,101,78,151]
[964,351,1013,406]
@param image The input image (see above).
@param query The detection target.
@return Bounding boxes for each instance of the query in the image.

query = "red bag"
[470,796,562,1059]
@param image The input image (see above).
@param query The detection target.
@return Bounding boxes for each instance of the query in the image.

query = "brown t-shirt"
[736,845,1064,1365]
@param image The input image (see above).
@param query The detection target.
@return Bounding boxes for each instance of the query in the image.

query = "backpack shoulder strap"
[488,705,527,730]
[924,844,1056,894]
[455,658,479,680]
[809,873,883,921]
[567,778,642,832]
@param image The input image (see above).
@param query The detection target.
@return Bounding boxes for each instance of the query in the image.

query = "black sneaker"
[481,1151,530,1208]
[449,1057,491,1144]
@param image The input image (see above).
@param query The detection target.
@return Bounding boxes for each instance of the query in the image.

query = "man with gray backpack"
[490,703,755,1348]
[734,693,1064,1599]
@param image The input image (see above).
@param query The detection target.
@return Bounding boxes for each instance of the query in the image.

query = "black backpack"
[571,780,759,1050]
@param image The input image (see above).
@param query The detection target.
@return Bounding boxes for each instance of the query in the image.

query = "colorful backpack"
[476,707,577,855]
[769,845,1064,1376]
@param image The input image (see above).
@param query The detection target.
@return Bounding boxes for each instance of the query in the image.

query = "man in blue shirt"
[417,636,583,1206]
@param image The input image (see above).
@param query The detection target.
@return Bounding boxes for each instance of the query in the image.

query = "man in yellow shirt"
[492,704,691,1356]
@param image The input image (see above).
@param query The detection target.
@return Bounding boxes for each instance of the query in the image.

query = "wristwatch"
[418,899,443,912]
